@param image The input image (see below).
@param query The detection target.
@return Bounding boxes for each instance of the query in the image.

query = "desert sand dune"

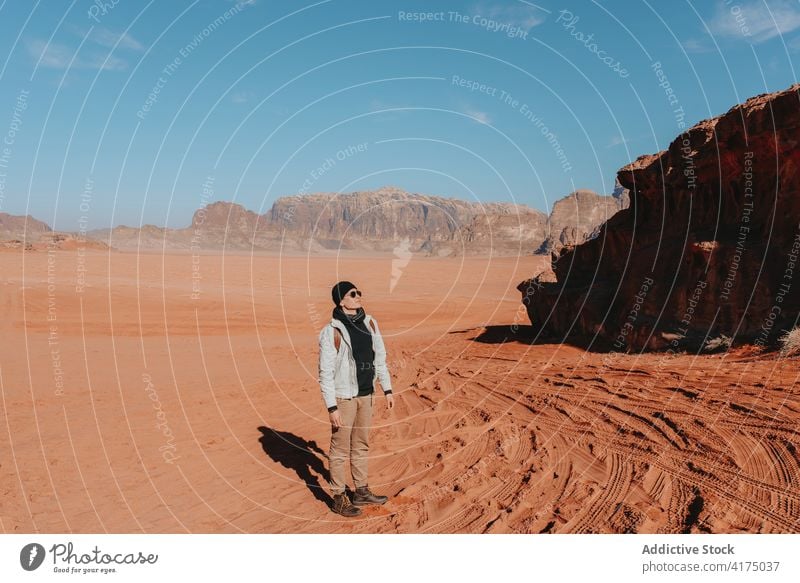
[0,250,798,533]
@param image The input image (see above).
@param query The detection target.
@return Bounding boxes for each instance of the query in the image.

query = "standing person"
[318,281,395,517]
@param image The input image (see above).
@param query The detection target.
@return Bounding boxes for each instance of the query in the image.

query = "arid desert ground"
[1,249,799,533]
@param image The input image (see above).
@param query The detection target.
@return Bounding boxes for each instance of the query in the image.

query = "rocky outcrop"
[538,186,628,254]
[611,177,630,209]
[452,207,548,256]
[0,212,51,240]
[0,213,105,251]
[193,201,263,249]
[261,186,546,254]
[518,84,800,352]
[0,230,109,252]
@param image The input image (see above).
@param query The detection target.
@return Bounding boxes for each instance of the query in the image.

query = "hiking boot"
[331,493,362,517]
[352,485,388,506]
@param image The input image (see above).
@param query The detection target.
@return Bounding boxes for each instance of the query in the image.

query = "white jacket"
[318,313,393,409]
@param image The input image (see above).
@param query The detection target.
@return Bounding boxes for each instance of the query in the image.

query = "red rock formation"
[518,84,800,352]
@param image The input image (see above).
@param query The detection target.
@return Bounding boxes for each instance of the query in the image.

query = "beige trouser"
[329,394,373,496]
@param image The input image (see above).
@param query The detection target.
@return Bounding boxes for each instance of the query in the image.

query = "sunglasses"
[346,290,362,298]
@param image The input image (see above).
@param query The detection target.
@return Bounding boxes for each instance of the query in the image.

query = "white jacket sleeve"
[370,318,393,394]
[318,325,337,409]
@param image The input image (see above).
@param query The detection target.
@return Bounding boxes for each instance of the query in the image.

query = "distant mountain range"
[1,184,628,255]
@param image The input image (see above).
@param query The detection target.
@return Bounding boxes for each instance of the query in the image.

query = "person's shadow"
[257,426,332,506]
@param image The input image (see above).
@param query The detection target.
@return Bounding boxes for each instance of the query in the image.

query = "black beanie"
[331,281,357,305]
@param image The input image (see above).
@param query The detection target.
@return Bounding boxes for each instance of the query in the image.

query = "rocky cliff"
[86,185,624,255]
[0,213,110,251]
[261,187,546,254]
[538,184,628,255]
[89,187,552,255]
[517,84,800,352]
[452,207,549,255]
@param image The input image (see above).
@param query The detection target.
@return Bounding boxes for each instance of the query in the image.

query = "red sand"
[1,250,798,533]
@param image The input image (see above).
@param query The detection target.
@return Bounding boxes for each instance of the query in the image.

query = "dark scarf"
[332,306,375,395]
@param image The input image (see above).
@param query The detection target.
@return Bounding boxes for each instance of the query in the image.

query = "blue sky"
[0,0,798,230]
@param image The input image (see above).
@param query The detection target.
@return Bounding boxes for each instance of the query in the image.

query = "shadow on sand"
[459,324,616,352]
[257,426,332,507]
